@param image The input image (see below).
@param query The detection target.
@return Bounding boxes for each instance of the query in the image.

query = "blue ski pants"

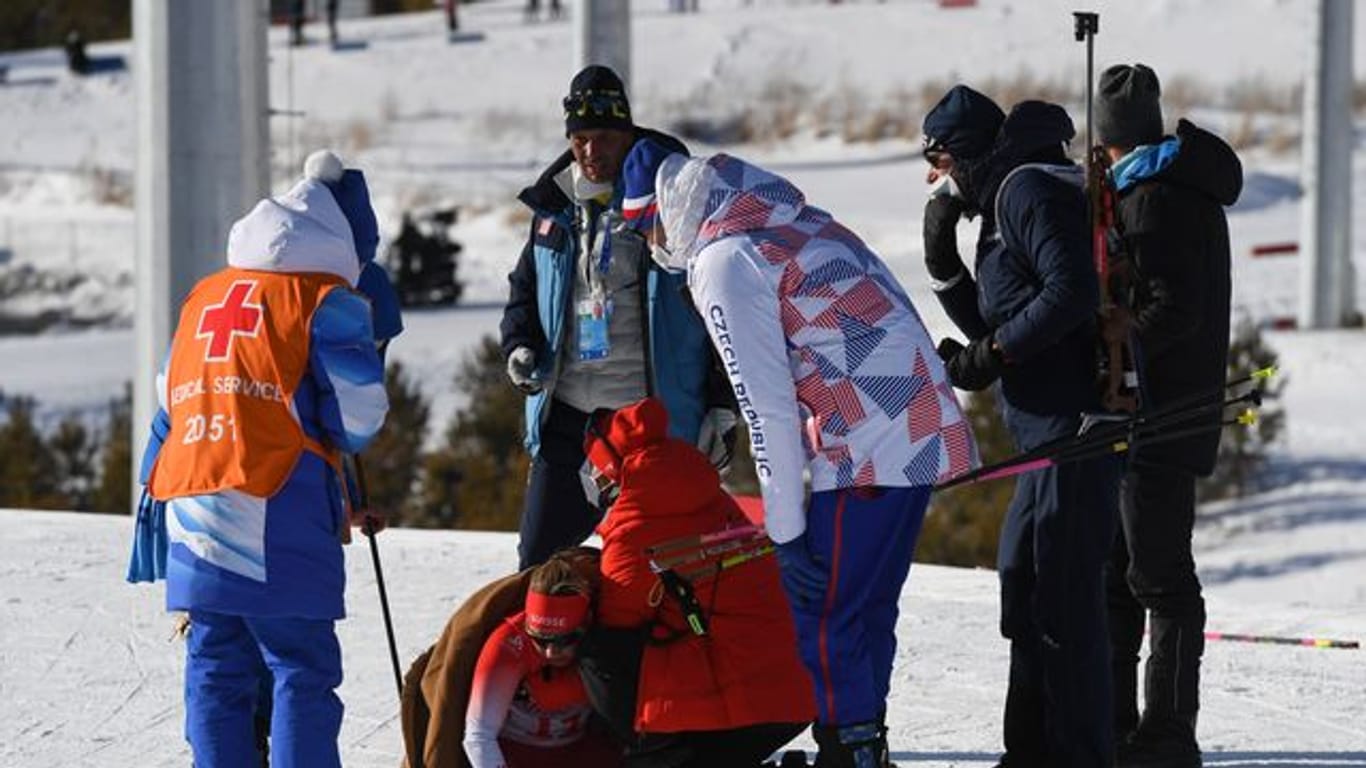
[185,610,343,768]
[789,485,930,727]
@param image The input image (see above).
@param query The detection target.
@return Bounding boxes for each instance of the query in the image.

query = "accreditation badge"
[576,295,612,361]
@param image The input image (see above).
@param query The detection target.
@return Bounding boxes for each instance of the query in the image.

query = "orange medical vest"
[149,268,346,501]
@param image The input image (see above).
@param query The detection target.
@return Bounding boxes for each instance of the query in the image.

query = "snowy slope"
[2,0,1365,327]
[2,0,1365,429]
[1,510,1362,768]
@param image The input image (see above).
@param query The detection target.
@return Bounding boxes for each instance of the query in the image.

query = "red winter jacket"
[587,398,816,734]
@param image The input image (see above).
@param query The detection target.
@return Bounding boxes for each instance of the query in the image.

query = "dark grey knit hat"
[1096,64,1164,148]
[563,65,633,136]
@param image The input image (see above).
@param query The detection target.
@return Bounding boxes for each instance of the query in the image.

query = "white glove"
[697,408,739,471]
[506,346,540,394]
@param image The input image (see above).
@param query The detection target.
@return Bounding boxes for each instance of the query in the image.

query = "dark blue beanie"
[922,84,1006,160]
[327,169,379,264]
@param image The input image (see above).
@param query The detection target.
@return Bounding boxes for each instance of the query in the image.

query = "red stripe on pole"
[1249,242,1299,257]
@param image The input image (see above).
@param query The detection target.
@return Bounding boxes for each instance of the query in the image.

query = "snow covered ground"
[1,510,1363,768]
[1,0,1365,765]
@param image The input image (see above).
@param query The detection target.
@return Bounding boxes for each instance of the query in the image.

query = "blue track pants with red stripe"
[790,485,931,727]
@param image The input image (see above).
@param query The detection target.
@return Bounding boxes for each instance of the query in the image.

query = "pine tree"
[0,393,65,509]
[49,414,98,511]
[90,384,133,514]
[916,389,1015,568]
[417,335,527,530]
[363,361,430,525]
[1199,319,1285,500]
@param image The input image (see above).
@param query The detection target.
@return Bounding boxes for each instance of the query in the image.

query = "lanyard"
[599,221,613,277]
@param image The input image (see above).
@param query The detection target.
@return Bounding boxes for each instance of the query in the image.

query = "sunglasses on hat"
[563,90,630,120]
[921,135,952,167]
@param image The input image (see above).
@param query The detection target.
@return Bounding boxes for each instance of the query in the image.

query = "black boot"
[812,724,842,768]
[1117,736,1201,768]
[813,722,889,768]
[1118,613,1204,768]
[1106,538,1145,743]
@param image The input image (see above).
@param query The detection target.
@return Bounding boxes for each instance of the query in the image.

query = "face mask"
[927,172,962,200]
[578,459,619,515]
[571,164,615,203]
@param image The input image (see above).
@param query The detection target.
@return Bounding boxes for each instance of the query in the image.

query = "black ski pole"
[942,411,1255,490]
[1074,12,1099,162]
[354,457,404,699]
[939,387,1263,490]
[951,388,1262,489]
[972,366,1276,485]
[1044,411,1256,471]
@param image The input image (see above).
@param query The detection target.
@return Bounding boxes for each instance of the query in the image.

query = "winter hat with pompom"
[304,149,380,264]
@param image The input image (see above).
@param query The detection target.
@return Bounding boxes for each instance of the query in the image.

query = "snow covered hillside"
[1,0,1364,426]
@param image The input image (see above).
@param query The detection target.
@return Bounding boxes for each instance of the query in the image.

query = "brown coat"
[399,547,601,768]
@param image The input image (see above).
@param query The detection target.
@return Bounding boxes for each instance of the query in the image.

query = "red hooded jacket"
[587,398,815,733]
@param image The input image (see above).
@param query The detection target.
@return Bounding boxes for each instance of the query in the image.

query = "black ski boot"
[810,722,889,768]
[1116,721,1201,768]
[812,723,841,768]
[1118,613,1204,768]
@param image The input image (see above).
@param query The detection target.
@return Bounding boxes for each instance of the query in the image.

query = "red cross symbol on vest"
[196,280,263,362]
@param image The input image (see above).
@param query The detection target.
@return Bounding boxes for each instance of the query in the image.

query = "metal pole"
[1299,0,1355,328]
[574,0,631,92]
[1073,12,1098,156]
[133,0,270,509]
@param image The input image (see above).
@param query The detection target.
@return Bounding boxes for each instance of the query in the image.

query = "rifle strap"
[988,162,1086,252]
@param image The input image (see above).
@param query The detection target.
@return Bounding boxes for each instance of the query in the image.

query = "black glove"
[923,195,969,284]
[937,336,1004,391]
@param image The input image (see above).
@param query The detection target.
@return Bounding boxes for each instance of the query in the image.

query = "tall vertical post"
[133,0,270,509]
[1073,12,1098,157]
[574,0,631,92]
[1299,0,1355,329]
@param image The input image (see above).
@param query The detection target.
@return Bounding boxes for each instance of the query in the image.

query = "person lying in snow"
[396,547,617,768]
[461,555,625,768]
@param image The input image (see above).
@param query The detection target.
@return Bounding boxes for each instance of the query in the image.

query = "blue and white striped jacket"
[131,177,388,620]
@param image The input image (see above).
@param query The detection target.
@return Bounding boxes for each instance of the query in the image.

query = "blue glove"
[357,261,404,350]
[774,533,829,606]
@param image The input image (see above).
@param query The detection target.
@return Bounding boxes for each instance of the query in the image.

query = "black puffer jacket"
[1112,119,1242,476]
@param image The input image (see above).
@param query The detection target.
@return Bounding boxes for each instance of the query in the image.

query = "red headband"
[525,592,590,637]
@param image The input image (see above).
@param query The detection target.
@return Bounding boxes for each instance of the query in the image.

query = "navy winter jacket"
[957,103,1101,446]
